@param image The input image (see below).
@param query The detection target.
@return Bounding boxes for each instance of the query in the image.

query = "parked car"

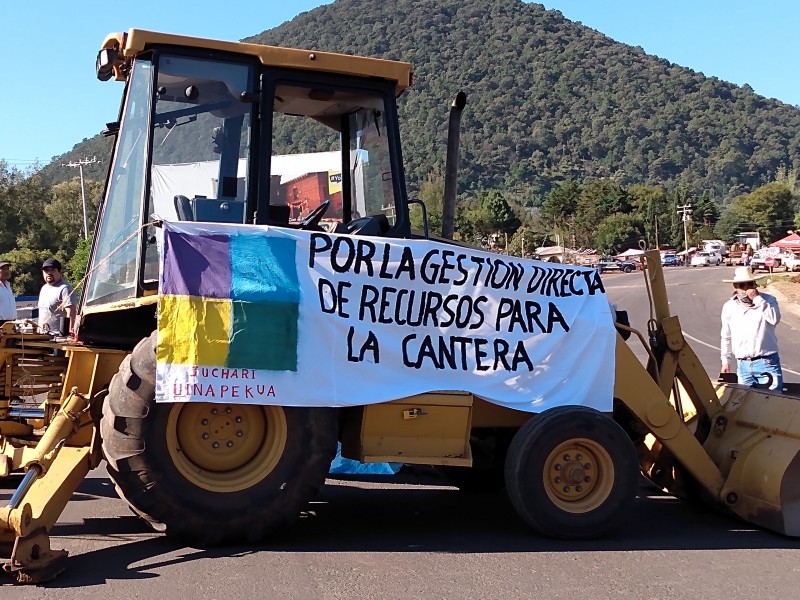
[690,251,721,267]
[595,257,637,274]
[661,253,678,267]
[751,249,796,271]
[784,253,800,272]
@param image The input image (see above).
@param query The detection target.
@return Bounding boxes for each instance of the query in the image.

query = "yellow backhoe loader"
[2,29,800,585]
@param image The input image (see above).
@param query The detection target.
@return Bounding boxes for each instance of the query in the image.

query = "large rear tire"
[101,332,338,545]
[504,406,638,539]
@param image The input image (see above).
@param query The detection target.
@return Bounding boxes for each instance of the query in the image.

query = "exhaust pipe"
[441,91,466,240]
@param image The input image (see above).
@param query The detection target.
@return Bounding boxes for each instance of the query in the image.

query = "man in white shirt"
[0,261,16,321]
[38,257,77,336]
[720,266,782,390]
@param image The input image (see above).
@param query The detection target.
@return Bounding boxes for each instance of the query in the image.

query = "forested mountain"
[45,0,800,203]
[5,0,800,294]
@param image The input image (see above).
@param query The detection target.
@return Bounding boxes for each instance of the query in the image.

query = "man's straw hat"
[723,266,758,284]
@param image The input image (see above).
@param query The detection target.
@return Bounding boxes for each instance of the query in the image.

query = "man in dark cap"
[38,257,77,336]
[0,260,16,321]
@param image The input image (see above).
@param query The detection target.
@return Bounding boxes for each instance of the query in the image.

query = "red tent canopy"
[769,232,800,250]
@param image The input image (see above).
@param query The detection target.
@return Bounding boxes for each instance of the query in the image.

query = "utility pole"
[654,214,659,249]
[62,156,99,239]
[677,204,692,267]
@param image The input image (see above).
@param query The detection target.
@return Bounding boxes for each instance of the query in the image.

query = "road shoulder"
[765,277,800,319]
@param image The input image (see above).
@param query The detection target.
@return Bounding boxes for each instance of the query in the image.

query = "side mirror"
[96,47,119,81]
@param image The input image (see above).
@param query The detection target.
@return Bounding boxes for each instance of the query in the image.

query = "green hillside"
[44,0,800,203]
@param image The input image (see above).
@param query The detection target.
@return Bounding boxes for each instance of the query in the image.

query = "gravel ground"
[764,273,800,318]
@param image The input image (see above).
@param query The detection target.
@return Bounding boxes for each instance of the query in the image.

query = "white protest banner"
[155,221,617,412]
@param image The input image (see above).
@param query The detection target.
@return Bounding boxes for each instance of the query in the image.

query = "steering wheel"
[299,200,331,229]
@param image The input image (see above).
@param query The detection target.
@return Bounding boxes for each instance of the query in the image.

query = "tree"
[482,189,522,234]
[573,180,630,248]
[0,165,53,254]
[693,190,720,229]
[667,187,695,249]
[541,179,580,229]
[628,184,668,248]
[507,226,546,258]
[594,213,644,255]
[66,235,93,292]
[0,248,56,296]
[773,164,800,197]
[410,172,444,234]
[715,199,748,243]
[459,189,521,247]
[716,183,794,243]
[44,177,103,258]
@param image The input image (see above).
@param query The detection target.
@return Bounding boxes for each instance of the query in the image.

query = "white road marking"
[683,332,800,376]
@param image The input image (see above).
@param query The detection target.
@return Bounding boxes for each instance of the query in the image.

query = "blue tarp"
[329,443,402,475]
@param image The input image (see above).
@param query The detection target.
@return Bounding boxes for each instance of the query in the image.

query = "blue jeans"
[737,354,783,391]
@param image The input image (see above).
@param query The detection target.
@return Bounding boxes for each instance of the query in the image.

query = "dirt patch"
[764,273,800,315]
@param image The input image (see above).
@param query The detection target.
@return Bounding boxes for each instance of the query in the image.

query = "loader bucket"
[623,251,800,537]
[703,384,800,536]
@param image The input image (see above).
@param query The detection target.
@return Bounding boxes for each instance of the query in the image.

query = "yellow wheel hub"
[166,403,287,492]
[543,438,614,513]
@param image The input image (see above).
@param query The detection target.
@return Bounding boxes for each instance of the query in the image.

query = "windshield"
[149,55,253,220]
[144,55,254,282]
[85,58,153,306]
[85,55,255,304]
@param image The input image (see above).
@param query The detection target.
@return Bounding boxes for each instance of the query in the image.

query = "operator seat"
[265,204,290,226]
[174,195,194,221]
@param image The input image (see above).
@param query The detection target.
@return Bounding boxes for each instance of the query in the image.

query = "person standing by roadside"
[720,266,782,390]
[743,244,753,267]
[38,257,77,336]
[0,261,17,322]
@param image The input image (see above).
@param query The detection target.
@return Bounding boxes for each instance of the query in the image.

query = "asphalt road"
[603,263,800,381]
[3,263,800,597]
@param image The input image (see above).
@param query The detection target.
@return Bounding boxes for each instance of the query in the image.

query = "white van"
[702,240,727,257]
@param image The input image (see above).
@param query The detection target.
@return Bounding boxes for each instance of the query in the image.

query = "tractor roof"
[99,29,413,96]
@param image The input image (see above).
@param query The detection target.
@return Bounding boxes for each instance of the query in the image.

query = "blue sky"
[540,1,798,105]
[1,0,797,171]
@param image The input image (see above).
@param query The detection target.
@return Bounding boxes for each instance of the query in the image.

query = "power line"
[1,158,44,171]
[61,157,100,239]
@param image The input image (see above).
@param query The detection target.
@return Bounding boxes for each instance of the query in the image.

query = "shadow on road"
[42,534,256,588]
[14,469,794,588]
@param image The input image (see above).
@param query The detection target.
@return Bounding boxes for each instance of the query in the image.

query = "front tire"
[504,406,638,539]
[101,332,338,545]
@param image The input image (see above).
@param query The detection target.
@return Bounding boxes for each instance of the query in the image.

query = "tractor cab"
[80,29,414,346]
